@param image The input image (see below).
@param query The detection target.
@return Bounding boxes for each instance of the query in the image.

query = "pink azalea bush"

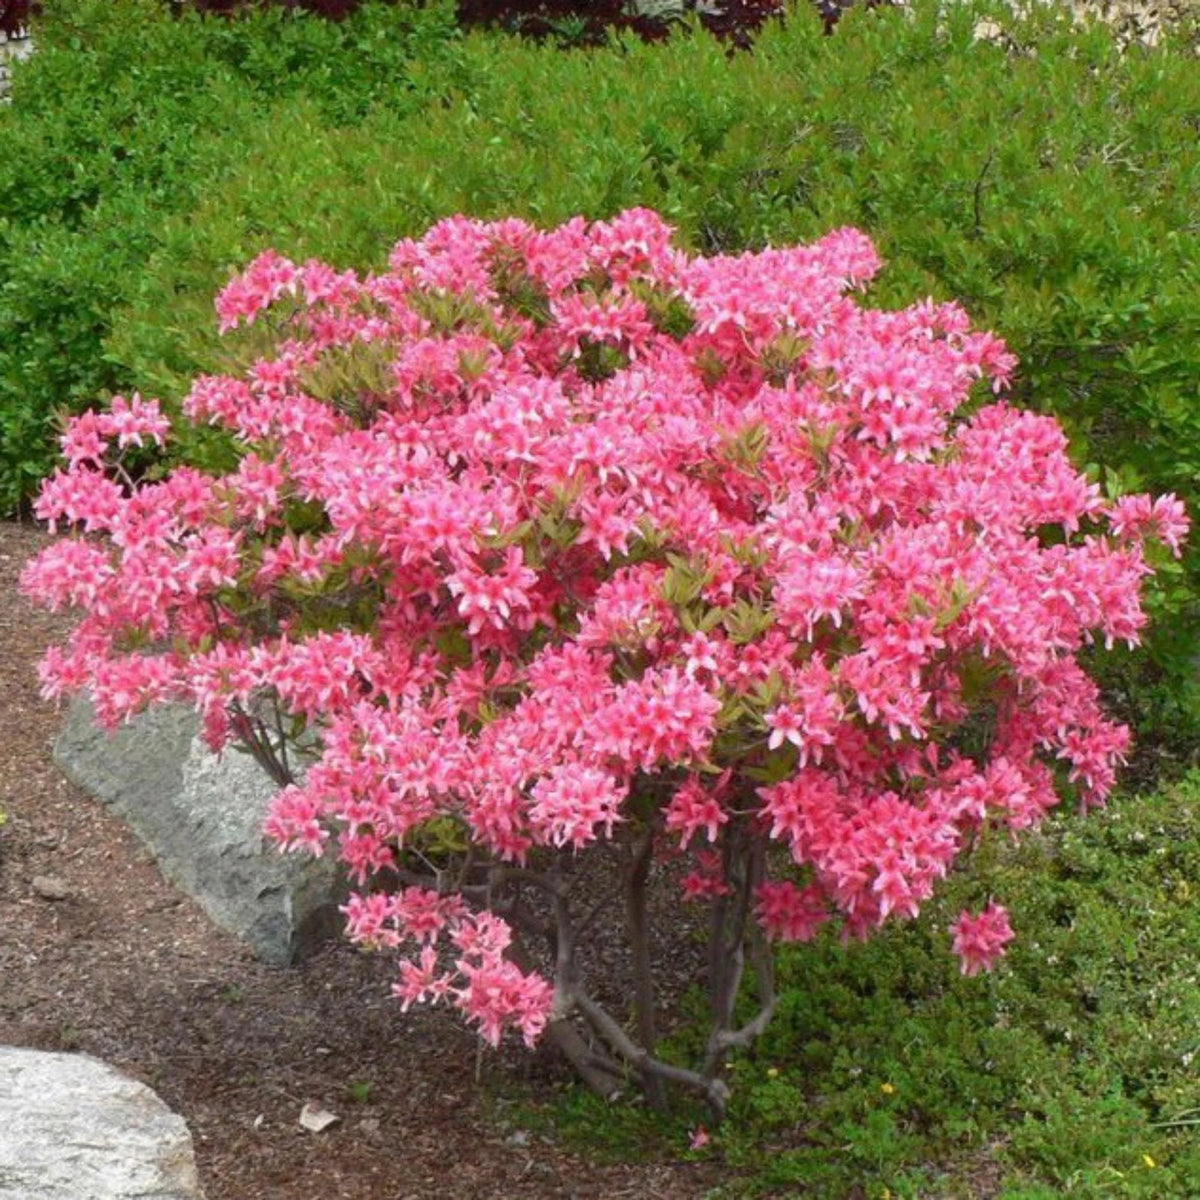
[22,209,1187,1117]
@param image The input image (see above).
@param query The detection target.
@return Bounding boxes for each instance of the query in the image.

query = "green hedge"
[0,0,465,507]
[4,0,1200,763]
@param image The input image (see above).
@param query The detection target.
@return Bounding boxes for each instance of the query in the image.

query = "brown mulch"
[0,519,729,1200]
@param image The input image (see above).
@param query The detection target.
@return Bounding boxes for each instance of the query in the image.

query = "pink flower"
[216,249,300,332]
[664,778,728,848]
[446,546,539,634]
[680,850,731,901]
[1109,493,1189,557]
[393,945,454,1011]
[756,880,829,943]
[528,766,626,849]
[765,704,805,751]
[264,785,329,857]
[950,903,1015,976]
[678,630,723,680]
[23,208,1184,1073]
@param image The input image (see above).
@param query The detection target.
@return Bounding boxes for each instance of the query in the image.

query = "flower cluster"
[950,902,1016,976]
[24,208,1184,1037]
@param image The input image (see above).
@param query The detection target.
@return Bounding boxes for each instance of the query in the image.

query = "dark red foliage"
[1,0,37,39]
[180,0,385,14]
[453,0,780,48]
[0,0,882,59]
[453,0,667,47]
[454,0,885,50]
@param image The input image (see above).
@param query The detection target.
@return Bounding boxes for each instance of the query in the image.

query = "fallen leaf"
[299,1101,340,1133]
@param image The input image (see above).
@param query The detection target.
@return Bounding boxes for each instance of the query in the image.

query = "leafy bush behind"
[0,0,465,506]
[3,0,400,37]
[118,3,1200,767]
[3,0,1200,764]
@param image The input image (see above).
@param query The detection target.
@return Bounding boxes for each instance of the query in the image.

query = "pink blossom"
[528,766,625,849]
[1108,493,1190,557]
[264,785,330,857]
[664,778,728,848]
[681,850,731,901]
[216,249,300,332]
[22,210,1185,1059]
[950,903,1015,976]
[765,705,805,751]
[446,546,539,634]
[393,945,455,1010]
[756,880,829,942]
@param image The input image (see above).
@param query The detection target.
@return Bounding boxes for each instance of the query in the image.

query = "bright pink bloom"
[22,210,1183,1055]
[950,903,1015,976]
[664,778,728,848]
[756,881,829,943]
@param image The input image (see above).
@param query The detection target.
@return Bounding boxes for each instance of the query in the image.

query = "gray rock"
[30,875,69,902]
[0,1047,204,1200]
[54,696,343,965]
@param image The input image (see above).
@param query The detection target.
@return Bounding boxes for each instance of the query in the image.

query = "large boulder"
[0,1047,204,1200]
[54,696,343,965]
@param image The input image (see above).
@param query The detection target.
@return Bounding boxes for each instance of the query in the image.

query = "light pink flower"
[950,903,1015,976]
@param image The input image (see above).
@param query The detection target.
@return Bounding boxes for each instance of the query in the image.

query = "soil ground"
[0,518,727,1200]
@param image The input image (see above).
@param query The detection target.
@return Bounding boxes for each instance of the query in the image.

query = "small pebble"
[31,875,70,901]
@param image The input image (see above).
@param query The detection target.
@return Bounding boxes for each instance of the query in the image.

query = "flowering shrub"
[22,209,1186,1117]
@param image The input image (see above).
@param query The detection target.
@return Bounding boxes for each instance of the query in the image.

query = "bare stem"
[703,825,769,1077]
[570,985,731,1123]
[229,702,293,787]
[625,825,665,1110]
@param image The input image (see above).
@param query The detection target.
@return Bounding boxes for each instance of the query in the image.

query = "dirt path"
[0,518,724,1200]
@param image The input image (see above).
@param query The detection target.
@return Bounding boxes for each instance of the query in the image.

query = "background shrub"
[4,0,393,32]
[4,0,1200,765]
[118,3,1200,769]
[0,0,464,507]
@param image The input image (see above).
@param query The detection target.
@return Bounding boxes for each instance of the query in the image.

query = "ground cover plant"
[21,209,1186,1121]
[540,773,1200,1197]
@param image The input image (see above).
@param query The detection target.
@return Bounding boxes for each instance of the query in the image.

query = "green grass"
[527,774,1200,1198]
